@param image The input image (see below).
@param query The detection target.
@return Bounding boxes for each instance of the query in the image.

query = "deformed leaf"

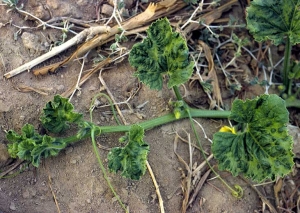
[6,124,67,167]
[212,94,294,182]
[129,18,194,90]
[246,0,300,45]
[108,125,149,180]
[40,95,83,133]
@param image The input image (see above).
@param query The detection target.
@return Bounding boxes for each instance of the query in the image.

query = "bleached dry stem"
[146,160,165,213]
[4,26,111,78]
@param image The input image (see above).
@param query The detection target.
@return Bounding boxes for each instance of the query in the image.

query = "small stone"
[56,85,65,91]
[19,115,25,121]
[0,100,11,112]
[21,32,45,54]
[9,202,16,211]
[70,159,77,164]
[46,0,59,9]
[65,147,74,155]
[77,0,88,6]
[108,0,133,8]
[101,4,114,16]
[86,199,91,204]
[22,189,30,199]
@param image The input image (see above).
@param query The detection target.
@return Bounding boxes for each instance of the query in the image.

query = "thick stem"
[172,85,183,101]
[283,37,292,95]
[97,108,230,134]
[62,108,230,144]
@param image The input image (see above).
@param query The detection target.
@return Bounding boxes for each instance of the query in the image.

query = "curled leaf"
[212,94,294,182]
[108,125,149,180]
[40,95,83,133]
[129,18,194,90]
[6,124,66,167]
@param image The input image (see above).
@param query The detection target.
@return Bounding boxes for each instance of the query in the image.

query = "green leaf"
[6,124,67,167]
[31,136,66,167]
[212,94,294,182]
[108,125,149,180]
[40,95,83,133]
[246,0,300,45]
[129,18,194,90]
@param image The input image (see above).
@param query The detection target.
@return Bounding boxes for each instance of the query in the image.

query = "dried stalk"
[146,160,165,213]
[4,26,111,78]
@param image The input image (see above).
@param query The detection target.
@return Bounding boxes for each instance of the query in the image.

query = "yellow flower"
[220,126,236,134]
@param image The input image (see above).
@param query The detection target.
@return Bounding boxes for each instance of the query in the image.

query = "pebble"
[56,85,65,91]
[21,32,45,54]
[9,202,16,211]
[77,0,89,6]
[70,159,77,164]
[108,0,134,8]
[22,189,30,199]
[46,0,59,9]
[65,146,74,155]
[101,4,114,16]
[0,100,11,112]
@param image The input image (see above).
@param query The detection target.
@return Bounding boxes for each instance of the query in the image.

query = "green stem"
[283,37,292,95]
[90,128,128,213]
[173,85,183,101]
[100,108,230,133]
[61,108,230,144]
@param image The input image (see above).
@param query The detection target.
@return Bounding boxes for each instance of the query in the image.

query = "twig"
[0,159,24,178]
[146,161,165,213]
[4,26,111,78]
[69,50,90,101]
[61,57,112,98]
[240,176,278,213]
[98,69,128,125]
[188,169,211,207]
[192,154,213,176]
[48,174,61,213]
[181,1,204,30]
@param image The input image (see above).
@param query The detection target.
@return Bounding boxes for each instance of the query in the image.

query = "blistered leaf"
[31,136,65,167]
[40,95,83,133]
[246,0,300,45]
[108,125,149,180]
[6,124,67,167]
[129,18,194,90]
[212,94,294,182]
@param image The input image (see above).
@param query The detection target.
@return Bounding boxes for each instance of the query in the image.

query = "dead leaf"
[17,84,50,96]
[198,40,223,107]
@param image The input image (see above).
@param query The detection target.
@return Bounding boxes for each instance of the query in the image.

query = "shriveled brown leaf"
[198,40,223,107]
[17,84,50,96]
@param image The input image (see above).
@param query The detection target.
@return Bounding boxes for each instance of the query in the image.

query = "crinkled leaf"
[6,124,67,167]
[246,0,300,45]
[129,18,194,90]
[40,95,83,133]
[212,94,294,182]
[108,125,149,180]
[31,136,66,167]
